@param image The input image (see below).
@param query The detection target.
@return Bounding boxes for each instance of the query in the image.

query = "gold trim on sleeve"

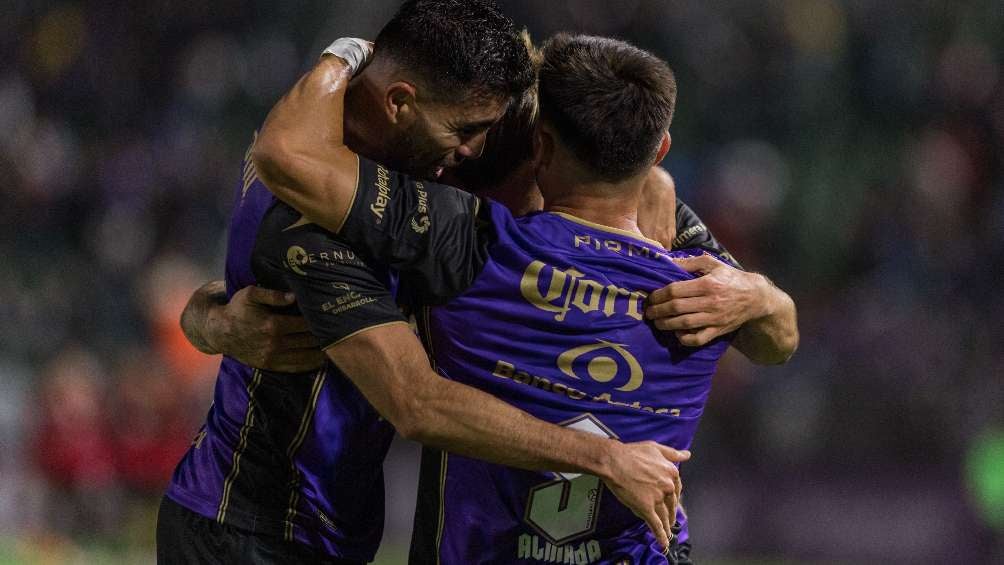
[334,153,361,234]
[282,216,313,232]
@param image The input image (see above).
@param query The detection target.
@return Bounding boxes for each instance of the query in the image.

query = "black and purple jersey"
[165,140,399,562]
[264,157,736,564]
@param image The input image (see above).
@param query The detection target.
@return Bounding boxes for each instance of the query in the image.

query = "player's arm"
[649,254,798,363]
[254,48,484,301]
[265,211,687,549]
[326,323,686,549]
[645,200,799,364]
[179,280,325,372]
[252,54,359,234]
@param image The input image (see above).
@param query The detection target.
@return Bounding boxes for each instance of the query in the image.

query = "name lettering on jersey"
[370,165,392,222]
[492,360,680,416]
[520,261,647,322]
[286,245,362,276]
[517,534,602,564]
[573,234,663,260]
[410,182,431,234]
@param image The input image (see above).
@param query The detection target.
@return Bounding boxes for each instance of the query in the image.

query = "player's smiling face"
[392,96,507,180]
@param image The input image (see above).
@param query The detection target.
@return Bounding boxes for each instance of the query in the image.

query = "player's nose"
[456,133,488,160]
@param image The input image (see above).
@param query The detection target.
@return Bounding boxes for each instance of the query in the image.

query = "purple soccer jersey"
[415,207,729,564]
[333,159,734,564]
[164,140,397,562]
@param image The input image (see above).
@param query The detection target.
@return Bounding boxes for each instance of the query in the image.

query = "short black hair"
[538,34,677,181]
[375,0,534,103]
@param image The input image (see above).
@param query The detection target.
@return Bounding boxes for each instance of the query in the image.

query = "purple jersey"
[165,139,397,562]
[331,159,734,564]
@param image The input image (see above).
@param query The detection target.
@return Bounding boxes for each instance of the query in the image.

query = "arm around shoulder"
[731,275,799,365]
[252,56,359,233]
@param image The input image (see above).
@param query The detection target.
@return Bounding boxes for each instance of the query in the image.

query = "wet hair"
[538,33,677,181]
[375,0,535,103]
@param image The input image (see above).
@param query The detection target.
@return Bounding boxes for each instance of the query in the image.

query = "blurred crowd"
[1,0,1001,563]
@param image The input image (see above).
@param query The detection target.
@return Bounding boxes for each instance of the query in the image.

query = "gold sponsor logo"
[411,182,430,233]
[672,224,706,248]
[520,260,647,322]
[492,360,680,416]
[286,245,309,276]
[286,247,362,276]
[321,290,376,315]
[411,216,430,234]
[370,165,392,222]
[557,340,643,392]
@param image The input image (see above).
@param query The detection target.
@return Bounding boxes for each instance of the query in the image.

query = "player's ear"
[384,81,418,126]
[654,131,671,165]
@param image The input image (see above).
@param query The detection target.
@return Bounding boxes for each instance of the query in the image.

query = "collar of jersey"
[547,211,667,250]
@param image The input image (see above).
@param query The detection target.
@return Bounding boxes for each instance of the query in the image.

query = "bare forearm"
[252,56,357,232]
[326,325,617,480]
[180,280,227,355]
[405,376,615,478]
[733,275,798,364]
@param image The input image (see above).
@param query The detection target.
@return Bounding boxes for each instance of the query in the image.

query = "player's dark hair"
[538,33,677,181]
[449,31,540,192]
[375,0,534,103]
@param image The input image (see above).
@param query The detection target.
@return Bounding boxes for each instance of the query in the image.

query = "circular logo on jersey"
[286,245,309,276]
[411,215,430,234]
[556,340,644,392]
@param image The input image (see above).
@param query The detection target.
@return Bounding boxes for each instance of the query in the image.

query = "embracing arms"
[328,321,686,548]
[251,56,358,234]
[638,167,798,363]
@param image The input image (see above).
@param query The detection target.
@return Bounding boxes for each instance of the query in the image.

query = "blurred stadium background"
[1,0,1002,563]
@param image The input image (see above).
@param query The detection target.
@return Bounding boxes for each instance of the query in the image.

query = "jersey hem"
[164,484,375,561]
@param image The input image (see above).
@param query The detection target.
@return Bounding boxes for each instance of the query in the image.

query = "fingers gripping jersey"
[331,158,734,564]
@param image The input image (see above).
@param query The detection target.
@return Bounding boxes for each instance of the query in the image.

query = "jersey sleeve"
[263,205,408,350]
[673,199,742,269]
[337,157,494,302]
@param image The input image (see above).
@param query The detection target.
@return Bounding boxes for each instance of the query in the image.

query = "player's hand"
[637,166,676,249]
[206,286,325,372]
[601,440,689,552]
[321,38,374,76]
[645,253,770,346]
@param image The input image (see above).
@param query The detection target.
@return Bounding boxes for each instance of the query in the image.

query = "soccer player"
[250,31,798,563]
[159,3,692,563]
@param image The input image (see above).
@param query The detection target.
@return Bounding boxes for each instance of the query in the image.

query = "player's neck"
[540,159,644,234]
[544,185,643,235]
[343,73,392,161]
